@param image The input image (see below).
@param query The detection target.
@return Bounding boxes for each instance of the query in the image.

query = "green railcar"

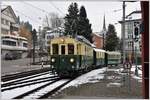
[106,51,121,66]
[50,36,93,77]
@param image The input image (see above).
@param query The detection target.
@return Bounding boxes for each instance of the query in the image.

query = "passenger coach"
[106,51,121,66]
[93,48,106,67]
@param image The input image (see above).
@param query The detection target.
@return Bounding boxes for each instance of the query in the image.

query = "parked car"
[5,52,21,60]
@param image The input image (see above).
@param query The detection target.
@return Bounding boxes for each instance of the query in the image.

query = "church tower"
[103,14,106,32]
[102,14,107,49]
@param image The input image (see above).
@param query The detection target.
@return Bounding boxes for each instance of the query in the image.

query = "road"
[1,57,49,75]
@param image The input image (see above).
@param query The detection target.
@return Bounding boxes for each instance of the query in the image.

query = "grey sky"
[2,1,141,38]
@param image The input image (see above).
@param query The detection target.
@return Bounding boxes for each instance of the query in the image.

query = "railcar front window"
[52,44,58,54]
[61,45,65,54]
[68,44,74,54]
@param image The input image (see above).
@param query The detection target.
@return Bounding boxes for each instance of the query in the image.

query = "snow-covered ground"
[2,81,50,99]
[61,65,142,90]
[62,67,107,89]
[23,79,68,99]
[130,65,142,82]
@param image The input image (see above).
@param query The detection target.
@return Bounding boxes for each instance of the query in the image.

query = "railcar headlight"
[70,58,74,63]
[51,58,55,62]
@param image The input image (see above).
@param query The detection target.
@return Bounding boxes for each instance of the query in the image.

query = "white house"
[119,10,142,64]
[1,6,28,59]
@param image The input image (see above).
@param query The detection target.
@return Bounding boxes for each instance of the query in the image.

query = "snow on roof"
[18,36,27,41]
[126,10,141,19]
[76,35,93,46]
[1,6,7,11]
[1,34,27,41]
[1,6,17,21]
[93,48,106,52]
[91,44,96,47]
[106,51,121,55]
[92,33,103,38]
[46,30,53,33]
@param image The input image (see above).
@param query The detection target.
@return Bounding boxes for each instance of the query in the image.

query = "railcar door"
[59,44,68,70]
[105,52,108,66]
[60,45,66,55]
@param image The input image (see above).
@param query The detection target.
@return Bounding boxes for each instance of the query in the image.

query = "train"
[50,36,121,77]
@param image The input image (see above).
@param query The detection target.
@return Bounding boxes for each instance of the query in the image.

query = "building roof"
[126,10,141,18]
[76,35,92,46]
[1,6,17,22]
[93,48,106,52]
[118,19,141,23]
[92,33,103,38]
[1,34,27,41]
[119,10,141,24]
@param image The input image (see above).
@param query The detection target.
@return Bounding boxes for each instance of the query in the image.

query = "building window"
[128,41,133,48]
[2,40,16,46]
[1,29,9,34]
[2,18,5,24]
[23,43,28,47]
[5,20,9,25]
[128,34,132,39]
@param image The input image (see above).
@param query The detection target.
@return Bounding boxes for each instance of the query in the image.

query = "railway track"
[2,71,50,84]
[1,73,59,92]
[2,67,50,82]
[2,74,58,88]
[1,66,76,100]
[13,79,71,99]
[38,79,73,99]
[2,77,73,99]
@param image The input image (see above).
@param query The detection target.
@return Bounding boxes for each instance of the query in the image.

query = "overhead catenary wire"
[49,1,65,16]
[22,1,49,14]
[1,4,41,25]
[22,1,65,16]
[21,1,65,26]
[14,9,41,24]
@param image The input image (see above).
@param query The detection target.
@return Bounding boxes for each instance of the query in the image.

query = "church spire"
[103,14,106,31]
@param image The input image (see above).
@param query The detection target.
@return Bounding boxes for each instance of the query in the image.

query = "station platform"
[1,57,50,76]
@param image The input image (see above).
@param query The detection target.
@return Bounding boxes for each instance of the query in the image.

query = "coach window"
[68,44,74,54]
[52,44,58,54]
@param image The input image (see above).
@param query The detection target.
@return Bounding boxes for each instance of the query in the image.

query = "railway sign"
[123,61,132,69]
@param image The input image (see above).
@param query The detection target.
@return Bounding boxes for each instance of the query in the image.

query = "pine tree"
[78,6,93,42]
[64,2,79,36]
[105,24,119,51]
[64,3,93,42]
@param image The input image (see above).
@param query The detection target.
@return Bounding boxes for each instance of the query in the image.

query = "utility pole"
[122,1,126,63]
[135,44,138,76]
[141,1,149,98]
[32,29,37,64]
[103,33,105,49]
